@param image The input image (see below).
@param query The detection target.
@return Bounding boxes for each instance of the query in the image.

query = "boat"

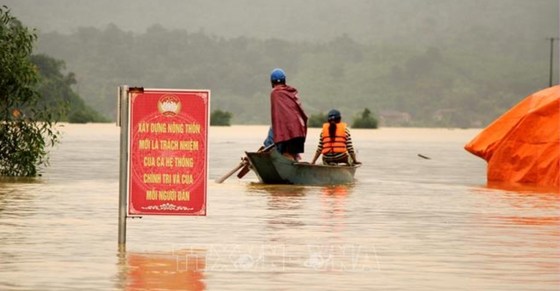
[244,149,359,185]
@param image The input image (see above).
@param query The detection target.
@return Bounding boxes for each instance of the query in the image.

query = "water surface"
[0,124,558,290]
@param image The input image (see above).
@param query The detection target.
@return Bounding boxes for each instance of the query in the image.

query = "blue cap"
[270,68,286,83]
[327,109,341,121]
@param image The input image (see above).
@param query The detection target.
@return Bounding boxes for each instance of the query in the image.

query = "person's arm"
[311,132,323,164]
[311,150,321,164]
[346,128,361,165]
[350,152,360,165]
[263,127,274,147]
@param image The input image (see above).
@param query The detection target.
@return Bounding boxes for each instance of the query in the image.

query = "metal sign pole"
[118,85,129,247]
[548,37,560,87]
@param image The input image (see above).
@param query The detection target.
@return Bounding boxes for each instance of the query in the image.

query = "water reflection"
[248,184,308,211]
[118,248,206,291]
[486,181,560,195]
[0,181,38,220]
[478,182,560,226]
[320,185,351,238]
[0,176,42,184]
[468,185,560,285]
[495,192,560,227]
[320,185,350,216]
[245,183,308,239]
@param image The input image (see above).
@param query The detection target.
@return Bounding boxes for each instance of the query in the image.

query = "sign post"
[117,85,129,247]
[118,86,210,246]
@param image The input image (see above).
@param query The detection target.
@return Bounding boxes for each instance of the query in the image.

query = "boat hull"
[245,150,358,185]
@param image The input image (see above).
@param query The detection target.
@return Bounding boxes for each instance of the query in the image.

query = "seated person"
[311,109,361,166]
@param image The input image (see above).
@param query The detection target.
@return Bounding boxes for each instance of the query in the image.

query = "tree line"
[1,3,555,176]
[35,23,554,128]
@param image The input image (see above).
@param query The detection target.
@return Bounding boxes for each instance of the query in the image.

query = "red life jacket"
[321,122,347,154]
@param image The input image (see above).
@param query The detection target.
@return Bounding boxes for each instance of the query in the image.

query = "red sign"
[128,89,209,215]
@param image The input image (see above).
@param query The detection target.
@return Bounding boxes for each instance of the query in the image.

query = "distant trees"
[307,112,326,128]
[31,54,107,123]
[210,109,232,126]
[352,108,378,129]
[34,20,552,128]
[308,109,378,129]
[0,6,60,176]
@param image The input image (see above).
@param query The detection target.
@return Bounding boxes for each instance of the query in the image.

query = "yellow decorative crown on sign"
[158,95,181,116]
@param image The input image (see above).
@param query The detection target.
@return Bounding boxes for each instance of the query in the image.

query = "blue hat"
[270,68,286,83]
[327,109,341,121]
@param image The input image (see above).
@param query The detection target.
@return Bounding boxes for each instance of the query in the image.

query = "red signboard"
[128,89,209,215]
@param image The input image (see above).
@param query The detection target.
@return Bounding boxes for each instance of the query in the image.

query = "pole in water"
[548,37,560,87]
[118,85,130,246]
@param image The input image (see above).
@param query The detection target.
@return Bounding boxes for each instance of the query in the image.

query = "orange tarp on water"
[464,86,560,188]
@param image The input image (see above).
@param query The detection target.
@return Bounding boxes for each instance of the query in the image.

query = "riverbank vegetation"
[1,6,57,176]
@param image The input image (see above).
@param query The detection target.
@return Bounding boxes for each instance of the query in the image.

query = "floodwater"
[0,124,558,290]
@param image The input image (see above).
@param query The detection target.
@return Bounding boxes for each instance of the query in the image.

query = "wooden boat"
[244,149,359,185]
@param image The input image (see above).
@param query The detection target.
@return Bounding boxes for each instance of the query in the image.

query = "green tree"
[31,54,107,123]
[352,108,378,129]
[0,6,60,176]
[308,112,326,128]
[210,109,232,126]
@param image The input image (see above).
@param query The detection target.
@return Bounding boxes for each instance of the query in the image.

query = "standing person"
[269,68,308,161]
[311,109,361,165]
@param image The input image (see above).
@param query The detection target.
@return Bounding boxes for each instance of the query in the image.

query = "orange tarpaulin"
[464,86,560,189]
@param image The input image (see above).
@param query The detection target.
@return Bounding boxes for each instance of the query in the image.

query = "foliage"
[31,5,557,128]
[68,108,105,123]
[308,112,326,128]
[352,108,378,129]
[31,54,107,123]
[0,6,60,176]
[210,109,232,126]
